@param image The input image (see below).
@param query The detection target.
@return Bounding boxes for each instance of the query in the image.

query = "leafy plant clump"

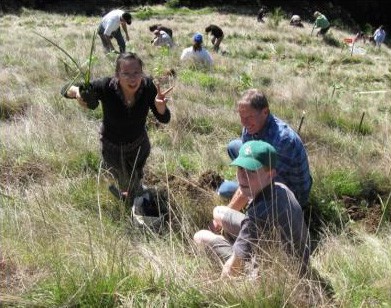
[34,30,98,105]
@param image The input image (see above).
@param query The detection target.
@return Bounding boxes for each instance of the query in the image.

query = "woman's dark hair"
[193,41,202,52]
[115,52,144,75]
[149,24,159,32]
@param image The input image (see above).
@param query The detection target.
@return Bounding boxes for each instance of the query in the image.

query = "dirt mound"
[342,196,384,233]
[197,170,224,191]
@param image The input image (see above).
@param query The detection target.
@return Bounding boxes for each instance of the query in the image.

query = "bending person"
[312,11,330,37]
[98,9,132,54]
[205,24,224,52]
[61,52,173,209]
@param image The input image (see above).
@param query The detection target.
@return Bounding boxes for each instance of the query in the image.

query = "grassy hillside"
[1,5,390,307]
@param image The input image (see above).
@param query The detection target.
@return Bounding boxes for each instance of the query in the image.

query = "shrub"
[267,7,284,28]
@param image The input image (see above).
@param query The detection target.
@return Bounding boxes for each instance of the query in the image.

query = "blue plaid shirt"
[242,114,312,205]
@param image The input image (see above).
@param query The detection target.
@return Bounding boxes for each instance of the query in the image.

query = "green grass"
[1,5,391,307]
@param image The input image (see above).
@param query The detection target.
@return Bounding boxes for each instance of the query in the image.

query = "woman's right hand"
[71,86,87,108]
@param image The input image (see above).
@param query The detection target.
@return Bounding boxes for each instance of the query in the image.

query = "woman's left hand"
[155,83,174,114]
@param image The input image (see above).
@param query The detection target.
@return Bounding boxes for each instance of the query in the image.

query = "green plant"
[152,46,172,84]
[318,106,373,135]
[165,0,182,8]
[34,30,98,103]
[330,83,343,98]
[267,7,284,28]
[179,70,219,90]
[376,192,391,233]
[237,72,253,92]
[323,34,343,47]
[134,6,155,20]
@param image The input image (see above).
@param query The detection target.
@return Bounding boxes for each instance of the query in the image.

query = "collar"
[252,182,274,203]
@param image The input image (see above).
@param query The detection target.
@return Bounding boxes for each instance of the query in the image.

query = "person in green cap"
[193,140,310,277]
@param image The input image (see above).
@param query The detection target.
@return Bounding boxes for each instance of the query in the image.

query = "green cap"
[231,140,277,171]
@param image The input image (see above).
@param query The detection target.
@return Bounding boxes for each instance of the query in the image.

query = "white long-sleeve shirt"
[152,31,174,48]
[180,47,213,66]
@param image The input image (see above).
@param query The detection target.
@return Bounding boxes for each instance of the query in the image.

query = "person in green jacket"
[313,11,330,37]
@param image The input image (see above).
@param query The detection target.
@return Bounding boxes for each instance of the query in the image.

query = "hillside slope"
[0,5,390,306]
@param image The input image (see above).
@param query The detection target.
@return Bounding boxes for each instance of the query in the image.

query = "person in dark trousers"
[61,53,173,209]
[313,11,330,37]
[373,25,386,49]
[98,9,132,53]
[205,24,224,52]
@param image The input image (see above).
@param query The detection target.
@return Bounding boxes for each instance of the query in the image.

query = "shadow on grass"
[322,34,343,48]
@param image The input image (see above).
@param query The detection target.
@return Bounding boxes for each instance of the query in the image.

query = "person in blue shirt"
[218,89,312,212]
[373,25,386,49]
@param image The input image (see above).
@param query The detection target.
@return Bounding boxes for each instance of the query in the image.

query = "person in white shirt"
[290,15,304,27]
[98,9,132,54]
[151,30,174,48]
[373,25,386,49]
[180,33,213,67]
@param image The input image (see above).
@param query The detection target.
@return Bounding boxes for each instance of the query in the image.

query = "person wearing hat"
[218,89,312,210]
[194,140,310,277]
[312,11,330,36]
[290,15,304,28]
[205,24,224,52]
[180,32,213,67]
[98,9,132,54]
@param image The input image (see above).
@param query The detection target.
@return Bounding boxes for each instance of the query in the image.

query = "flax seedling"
[34,30,98,104]
[153,46,176,93]
[268,7,284,28]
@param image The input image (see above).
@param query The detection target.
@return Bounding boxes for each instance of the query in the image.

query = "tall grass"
[1,5,390,306]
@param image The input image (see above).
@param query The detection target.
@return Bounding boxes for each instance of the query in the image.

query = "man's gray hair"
[237,89,269,111]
